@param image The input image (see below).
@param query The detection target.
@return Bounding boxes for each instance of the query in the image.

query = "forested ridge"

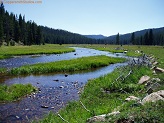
[0,2,164,46]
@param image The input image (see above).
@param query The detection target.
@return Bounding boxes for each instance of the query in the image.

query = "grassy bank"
[40,65,164,123]
[40,45,164,123]
[0,44,75,59]
[0,84,37,103]
[10,55,125,75]
[78,45,164,63]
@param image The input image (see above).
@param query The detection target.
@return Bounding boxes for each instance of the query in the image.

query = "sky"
[3,0,164,36]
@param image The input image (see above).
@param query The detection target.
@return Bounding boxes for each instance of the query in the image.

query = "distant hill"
[103,27,164,45]
[40,26,97,44]
[84,35,107,39]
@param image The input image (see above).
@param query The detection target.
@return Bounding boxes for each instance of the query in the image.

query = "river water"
[0,47,128,123]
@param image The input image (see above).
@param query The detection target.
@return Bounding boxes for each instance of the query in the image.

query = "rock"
[124,50,128,53]
[16,116,20,119]
[25,108,30,111]
[65,74,68,77]
[41,105,49,108]
[141,90,164,104]
[59,86,64,89]
[138,75,150,84]
[145,78,160,87]
[87,114,106,123]
[125,96,140,101]
[151,78,161,82]
[107,111,120,116]
[153,61,158,65]
[87,111,120,123]
[152,70,156,74]
[151,66,156,70]
[154,67,164,73]
[156,90,164,97]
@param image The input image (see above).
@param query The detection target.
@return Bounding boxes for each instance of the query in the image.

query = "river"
[0,47,128,123]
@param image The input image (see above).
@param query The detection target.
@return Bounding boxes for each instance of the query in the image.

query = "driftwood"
[58,114,70,123]
[80,101,90,112]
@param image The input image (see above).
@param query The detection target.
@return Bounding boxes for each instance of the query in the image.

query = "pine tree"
[149,29,153,45]
[36,26,42,45]
[4,11,10,45]
[0,2,5,46]
[131,32,135,44]
[14,21,20,42]
[116,33,119,45]
[0,16,3,46]
[140,36,143,45]
[144,31,149,45]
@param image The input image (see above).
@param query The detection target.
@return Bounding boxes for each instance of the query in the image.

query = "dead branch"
[80,101,90,112]
[58,114,70,123]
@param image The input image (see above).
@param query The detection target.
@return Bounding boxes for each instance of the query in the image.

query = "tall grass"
[0,84,37,102]
[10,55,125,75]
[0,44,75,59]
[39,66,156,123]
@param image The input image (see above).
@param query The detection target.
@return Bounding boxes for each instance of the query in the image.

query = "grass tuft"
[0,84,37,102]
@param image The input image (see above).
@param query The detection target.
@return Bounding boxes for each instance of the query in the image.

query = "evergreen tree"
[36,26,42,45]
[131,32,135,44]
[4,11,10,45]
[14,21,20,42]
[144,31,149,45]
[0,2,5,46]
[116,33,119,45]
[9,13,15,40]
[0,16,3,46]
[149,29,153,45]
[140,36,143,45]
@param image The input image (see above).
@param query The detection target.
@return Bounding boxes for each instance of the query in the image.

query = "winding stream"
[0,47,128,123]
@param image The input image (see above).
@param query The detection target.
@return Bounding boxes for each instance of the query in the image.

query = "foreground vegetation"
[39,45,164,123]
[0,44,75,59]
[10,55,125,75]
[40,65,164,123]
[0,84,36,102]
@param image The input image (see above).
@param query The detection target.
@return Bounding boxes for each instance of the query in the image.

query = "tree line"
[0,3,43,46]
[102,28,164,45]
[0,2,164,46]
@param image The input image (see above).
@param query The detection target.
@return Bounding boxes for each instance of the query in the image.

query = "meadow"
[39,44,164,123]
[79,44,164,67]
[0,44,163,122]
[0,44,75,59]
[10,55,125,75]
[40,66,164,123]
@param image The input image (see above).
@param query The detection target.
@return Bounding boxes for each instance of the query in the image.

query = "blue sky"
[4,0,164,36]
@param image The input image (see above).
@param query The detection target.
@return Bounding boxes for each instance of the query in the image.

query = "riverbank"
[40,45,164,123]
[0,44,75,60]
[40,62,164,123]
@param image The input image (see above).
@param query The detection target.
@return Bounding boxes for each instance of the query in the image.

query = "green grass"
[108,100,164,123]
[39,65,163,123]
[0,44,75,59]
[76,44,164,67]
[10,55,125,75]
[0,84,37,102]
